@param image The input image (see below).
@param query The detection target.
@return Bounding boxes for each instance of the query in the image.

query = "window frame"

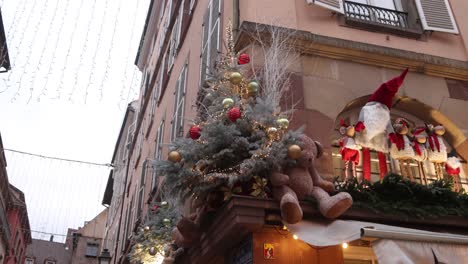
[151,119,165,191]
[85,242,99,257]
[171,62,188,141]
[199,0,221,88]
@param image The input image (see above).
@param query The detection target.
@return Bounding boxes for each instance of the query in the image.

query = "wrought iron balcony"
[344,1,409,29]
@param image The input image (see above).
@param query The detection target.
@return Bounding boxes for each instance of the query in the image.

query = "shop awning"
[286,219,468,263]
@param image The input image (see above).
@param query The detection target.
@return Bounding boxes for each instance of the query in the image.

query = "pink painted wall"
[4,209,27,264]
[238,0,468,61]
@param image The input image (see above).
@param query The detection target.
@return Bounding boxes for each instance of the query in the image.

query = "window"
[121,206,130,252]
[25,257,34,264]
[149,87,157,123]
[136,118,146,160]
[309,0,458,34]
[137,161,147,218]
[152,119,165,191]
[122,122,136,162]
[171,62,188,141]
[85,242,99,257]
[190,0,197,14]
[199,0,221,87]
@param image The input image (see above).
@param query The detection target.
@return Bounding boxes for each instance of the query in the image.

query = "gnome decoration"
[412,127,429,185]
[389,118,415,181]
[426,124,448,179]
[338,119,361,180]
[354,68,409,180]
[445,156,462,192]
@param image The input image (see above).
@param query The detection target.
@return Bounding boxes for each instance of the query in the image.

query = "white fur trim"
[344,137,361,150]
[355,102,391,152]
[413,144,427,162]
[446,157,461,169]
[390,135,415,160]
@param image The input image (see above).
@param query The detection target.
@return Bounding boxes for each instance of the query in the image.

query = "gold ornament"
[168,151,182,162]
[267,127,279,140]
[144,226,150,232]
[229,72,242,85]
[288,144,302,159]
[163,218,171,225]
[160,201,168,208]
[222,98,234,108]
[247,81,259,96]
[276,118,289,129]
[149,246,157,256]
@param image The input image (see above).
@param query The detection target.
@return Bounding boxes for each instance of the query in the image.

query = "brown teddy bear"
[271,135,353,224]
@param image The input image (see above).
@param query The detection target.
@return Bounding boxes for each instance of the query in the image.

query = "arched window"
[333,107,467,190]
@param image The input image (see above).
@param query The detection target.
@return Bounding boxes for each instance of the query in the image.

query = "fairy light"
[342,242,349,249]
[293,234,298,240]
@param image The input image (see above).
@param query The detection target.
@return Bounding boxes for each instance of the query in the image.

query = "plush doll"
[445,156,462,192]
[389,118,415,181]
[338,119,361,180]
[412,127,429,185]
[354,68,409,180]
[271,135,353,224]
[426,124,447,179]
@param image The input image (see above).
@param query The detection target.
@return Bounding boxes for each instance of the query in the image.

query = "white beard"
[359,102,390,139]
[355,102,392,153]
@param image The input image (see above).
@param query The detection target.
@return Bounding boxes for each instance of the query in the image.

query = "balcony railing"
[344,1,409,29]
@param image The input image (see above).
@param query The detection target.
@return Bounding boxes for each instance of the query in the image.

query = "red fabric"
[340,148,360,164]
[378,152,388,179]
[389,133,405,150]
[445,164,460,175]
[362,148,371,181]
[368,68,408,109]
[238,53,250,65]
[413,142,422,157]
[428,134,441,152]
[355,121,365,132]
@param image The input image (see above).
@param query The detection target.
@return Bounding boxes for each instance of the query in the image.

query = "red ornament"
[228,107,242,122]
[151,205,159,211]
[189,125,201,139]
[238,53,250,65]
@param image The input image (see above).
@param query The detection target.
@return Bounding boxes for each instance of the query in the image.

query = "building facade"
[69,209,108,264]
[5,185,32,264]
[106,0,468,262]
[0,7,11,73]
[0,134,11,262]
[25,238,72,264]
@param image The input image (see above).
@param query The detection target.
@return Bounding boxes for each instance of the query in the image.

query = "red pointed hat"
[368,68,409,109]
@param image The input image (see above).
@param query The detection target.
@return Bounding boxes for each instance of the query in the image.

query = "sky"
[0,0,149,242]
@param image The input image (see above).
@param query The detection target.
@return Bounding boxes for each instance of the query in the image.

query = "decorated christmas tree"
[130,23,352,262]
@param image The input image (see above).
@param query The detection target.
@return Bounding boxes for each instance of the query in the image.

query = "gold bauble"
[222,98,234,108]
[160,201,168,208]
[229,72,243,85]
[276,118,289,129]
[168,151,182,162]
[163,218,171,225]
[247,81,259,96]
[288,144,302,159]
[144,226,150,232]
[267,127,278,140]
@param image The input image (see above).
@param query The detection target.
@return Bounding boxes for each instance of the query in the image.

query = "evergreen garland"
[335,174,468,219]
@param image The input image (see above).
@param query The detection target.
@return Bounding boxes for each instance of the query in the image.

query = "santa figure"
[355,68,409,180]
[426,124,447,179]
[389,118,415,181]
[338,119,361,181]
[412,127,429,185]
[445,156,462,192]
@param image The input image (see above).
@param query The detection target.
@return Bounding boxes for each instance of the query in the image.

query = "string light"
[293,234,298,240]
[342,242,349,249]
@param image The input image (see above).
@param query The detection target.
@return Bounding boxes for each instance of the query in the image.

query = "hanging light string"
[2,148,113,168]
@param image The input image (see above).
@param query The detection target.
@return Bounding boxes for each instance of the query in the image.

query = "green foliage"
[129,202,180,262]
[335,174,468,219]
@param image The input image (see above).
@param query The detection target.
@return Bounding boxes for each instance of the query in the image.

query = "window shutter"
[415,0,458,34]
[307,0,344,14]
[200,10,210,85]
[209,0,221,73]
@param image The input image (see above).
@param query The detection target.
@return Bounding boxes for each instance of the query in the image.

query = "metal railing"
[344,1,409,29]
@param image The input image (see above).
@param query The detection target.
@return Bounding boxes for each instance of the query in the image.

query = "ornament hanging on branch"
[168,151,182,163]
[149,247,157,256]
[267,127,279,141]
[229,72,243,85]
[228,107,242,122]
[189,125,202,140]
[222,98,234,109]
[247,81,259,96]
[276,118,289,130]
[238,53,250,65]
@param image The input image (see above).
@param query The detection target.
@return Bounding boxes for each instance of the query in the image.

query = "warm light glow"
[282,225,287,230]
[342,242,348,249]
[293,234,298,240]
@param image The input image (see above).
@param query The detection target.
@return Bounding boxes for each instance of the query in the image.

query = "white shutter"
[307,0,344,14]
[415,0,458,34]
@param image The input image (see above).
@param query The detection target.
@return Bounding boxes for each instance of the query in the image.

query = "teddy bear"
[162,243,184,264]
[389,118,415,181]
[271,134,353,224]
[338,119,361,181]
